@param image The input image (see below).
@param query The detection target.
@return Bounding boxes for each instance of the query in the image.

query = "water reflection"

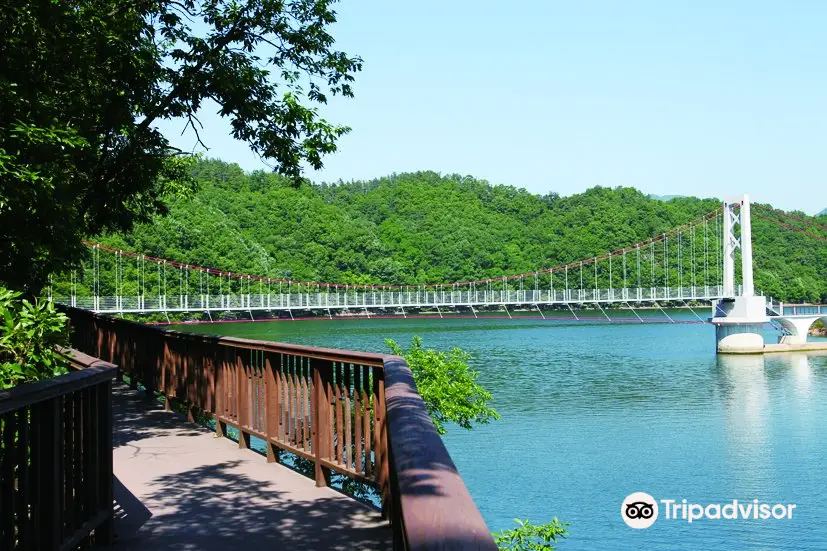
[771,353,820,453]
[716,354,772,492]
[785,353,814,399]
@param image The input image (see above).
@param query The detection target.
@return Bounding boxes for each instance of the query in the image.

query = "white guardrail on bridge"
[53,285,733,314]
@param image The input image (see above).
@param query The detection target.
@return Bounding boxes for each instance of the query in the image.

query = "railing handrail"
[216,336,387,366]
[0,354,116,415]
[384,356,498,550]
[63,347,120,370]
[84,312,389,366]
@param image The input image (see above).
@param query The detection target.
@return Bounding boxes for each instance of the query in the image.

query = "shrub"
[494,518,569,551]
[385,336,499,434]
[0,286,70,389]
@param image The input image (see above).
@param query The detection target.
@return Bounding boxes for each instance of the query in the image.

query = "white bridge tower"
[710,195,768,353]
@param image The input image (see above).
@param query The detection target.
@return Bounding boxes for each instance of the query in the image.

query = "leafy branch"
[493,518,569,551]
[385,336,499,434]
[0,288,70,390]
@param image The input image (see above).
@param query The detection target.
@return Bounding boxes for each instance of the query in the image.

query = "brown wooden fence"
[63,307,497,550]
[0,349,116,551]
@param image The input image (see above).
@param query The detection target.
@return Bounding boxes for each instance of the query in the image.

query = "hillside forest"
[60,159,827,304]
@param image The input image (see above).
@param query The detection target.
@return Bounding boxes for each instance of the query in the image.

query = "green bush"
[494,518,569,551]
[0,287,70,389]
[385,336,499,434]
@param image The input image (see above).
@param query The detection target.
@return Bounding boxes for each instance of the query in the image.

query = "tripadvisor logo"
[621,492,658,529]
[621,492,797,528]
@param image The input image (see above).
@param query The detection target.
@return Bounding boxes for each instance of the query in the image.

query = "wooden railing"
[63,306,497,550]
[0,349,116,550]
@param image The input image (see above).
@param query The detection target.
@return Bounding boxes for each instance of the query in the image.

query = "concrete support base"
[764,342,827,353]
[711,296,768,354]
[715,324,765,354]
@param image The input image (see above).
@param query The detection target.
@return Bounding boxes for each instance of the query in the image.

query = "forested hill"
[97,159,827,302]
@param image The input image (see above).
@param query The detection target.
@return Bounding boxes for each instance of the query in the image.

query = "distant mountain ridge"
[648,194,686,202]
[819,208,826,216]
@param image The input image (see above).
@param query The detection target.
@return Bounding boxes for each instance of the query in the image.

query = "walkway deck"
[108,383,390,550]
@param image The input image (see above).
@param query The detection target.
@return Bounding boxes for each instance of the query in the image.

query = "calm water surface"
[175,313,827,550]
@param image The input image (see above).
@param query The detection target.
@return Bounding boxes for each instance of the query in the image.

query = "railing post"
[374,371,389,517]
[96,380,114,543]
[33,398,62,549]
[215,348,227,438]
[237,353,250,449]
[311,359,331,487]
[162,341,172,411]
[263,354,280,463]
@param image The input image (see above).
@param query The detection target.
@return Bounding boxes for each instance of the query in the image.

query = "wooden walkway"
[108,383,390,550]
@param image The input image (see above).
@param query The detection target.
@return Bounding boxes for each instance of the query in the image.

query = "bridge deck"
[109,383,390,551]
[55,285,729,314]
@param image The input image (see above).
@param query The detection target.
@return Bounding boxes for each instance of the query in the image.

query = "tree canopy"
[0,0,360,294]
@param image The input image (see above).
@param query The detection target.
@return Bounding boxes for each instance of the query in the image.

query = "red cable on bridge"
[81,205,724,290]
[752,211,827,243]
[753,204,827,233]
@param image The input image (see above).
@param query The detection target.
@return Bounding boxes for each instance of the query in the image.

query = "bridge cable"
[594,257,597,293]
[636,245,641,289]
[678,231,682,289]
[715,209,720,286]
[78,207,723,294]
[609,253,613,294]
[753,204,827,233]
[703,219,708,287]
[691,225,696,289]
[551,267,557,299]
[752,211,827,243]
[622,250,627,291]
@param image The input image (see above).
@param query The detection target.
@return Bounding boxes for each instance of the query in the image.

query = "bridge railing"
[54,285,727,314]
[0,349,117,550]
[61,307,497,550]
[781,304,827,316]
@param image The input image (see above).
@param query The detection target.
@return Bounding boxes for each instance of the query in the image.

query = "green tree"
[0,0,360,294]
[385,336,499,434]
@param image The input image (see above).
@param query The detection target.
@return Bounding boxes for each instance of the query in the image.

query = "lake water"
[174,312,827,550]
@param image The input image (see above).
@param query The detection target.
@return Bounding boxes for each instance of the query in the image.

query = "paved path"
[109,383,390,550]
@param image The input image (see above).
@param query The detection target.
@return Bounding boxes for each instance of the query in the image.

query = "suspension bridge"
[51,195,826,352]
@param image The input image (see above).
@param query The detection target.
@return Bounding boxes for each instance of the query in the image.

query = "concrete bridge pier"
[712,296,768,354]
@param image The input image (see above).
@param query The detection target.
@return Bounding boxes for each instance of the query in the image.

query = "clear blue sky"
[155,0,826,214]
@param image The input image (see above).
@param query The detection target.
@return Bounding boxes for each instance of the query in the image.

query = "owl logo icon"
[621,492,658,529]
